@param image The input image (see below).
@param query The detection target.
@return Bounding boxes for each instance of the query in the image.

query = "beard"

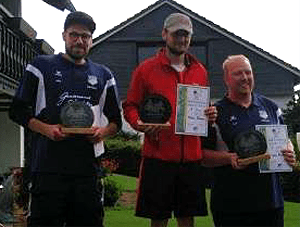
[65,45,87,60]
[166,44,187,56]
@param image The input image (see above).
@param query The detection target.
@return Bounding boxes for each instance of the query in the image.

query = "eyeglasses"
[68,32,92,41]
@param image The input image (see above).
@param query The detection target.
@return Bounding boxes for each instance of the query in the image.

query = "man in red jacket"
[123,13,217,227]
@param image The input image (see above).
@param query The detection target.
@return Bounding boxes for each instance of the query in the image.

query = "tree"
[282,90,300,161]
[282,90,300,137]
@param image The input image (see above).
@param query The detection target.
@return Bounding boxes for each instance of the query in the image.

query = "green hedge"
[102,177,123,207]
[282,136,300,202]
[103,131,142,177]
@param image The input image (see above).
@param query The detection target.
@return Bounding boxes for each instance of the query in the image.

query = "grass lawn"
[106,174,137,192]
[105,174,300,227]
[104,208,214,227]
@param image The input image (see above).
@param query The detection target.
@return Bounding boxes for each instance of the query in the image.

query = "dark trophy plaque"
[234,130,271,165]
[138,94,172,129]
[60,101,94,134]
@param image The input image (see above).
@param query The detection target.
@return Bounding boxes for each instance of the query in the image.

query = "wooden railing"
[0,16,54,111]
[0,20,38,83]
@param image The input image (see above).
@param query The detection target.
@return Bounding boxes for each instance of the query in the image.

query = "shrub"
[103,177,123,207]
[282,171,300,202]
[101,158,120,174]
[103,131,142,177]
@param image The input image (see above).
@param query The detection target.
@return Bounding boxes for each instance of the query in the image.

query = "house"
[89,0,300,109]
[0,0,54,174]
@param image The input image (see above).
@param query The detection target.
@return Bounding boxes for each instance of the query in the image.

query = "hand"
[282,142,296,167]
[86,126,107,143]
[136,120,163,135]
[86,123,118,143]
[229,152,242,169]
[28,118,67,141]
[230,152,248,170]
[204,105,217,124]
[42,124,66,141]
[136,120,166,142]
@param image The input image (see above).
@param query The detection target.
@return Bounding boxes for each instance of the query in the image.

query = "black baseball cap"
[64,11,96,34]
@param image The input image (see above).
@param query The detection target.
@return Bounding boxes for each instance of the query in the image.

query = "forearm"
[202,149,235,167]
[28,118,64,141]
[28,118,50,136]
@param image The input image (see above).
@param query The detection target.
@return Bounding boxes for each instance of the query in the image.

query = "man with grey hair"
[123,13,217,227]
[202,54,296,226]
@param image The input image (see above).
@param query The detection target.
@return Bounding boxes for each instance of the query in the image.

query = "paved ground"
[118,191,137,207]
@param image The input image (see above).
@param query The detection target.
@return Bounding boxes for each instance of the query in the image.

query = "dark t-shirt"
[211,93,284,213]
[10,54,122,176]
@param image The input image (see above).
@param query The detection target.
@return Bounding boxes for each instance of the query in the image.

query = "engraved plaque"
[234,130,270,165]
[60,101,94,134]
[139,95,172,125]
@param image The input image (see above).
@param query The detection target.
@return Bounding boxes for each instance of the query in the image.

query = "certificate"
[175,84,210,137]
[255,125,292,173]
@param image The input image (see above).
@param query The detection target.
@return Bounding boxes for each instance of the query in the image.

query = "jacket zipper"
[177,70,185,162]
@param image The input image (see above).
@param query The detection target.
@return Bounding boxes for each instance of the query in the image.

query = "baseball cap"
[64,11,96,34]
[163,13,193,34]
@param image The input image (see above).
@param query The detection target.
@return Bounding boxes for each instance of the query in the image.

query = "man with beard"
[9,11,122,226]
[123,13,217,227]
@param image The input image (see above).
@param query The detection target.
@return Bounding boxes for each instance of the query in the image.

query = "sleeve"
[122,66,146,130]
[9,67,39,127]
[103,76,122,131]
[202,124,217,150]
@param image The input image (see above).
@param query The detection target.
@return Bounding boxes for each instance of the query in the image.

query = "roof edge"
[91,0,300,79]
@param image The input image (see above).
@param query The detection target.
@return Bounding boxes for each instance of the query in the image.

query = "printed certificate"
[256,125,293,173]
[175,84,210,137]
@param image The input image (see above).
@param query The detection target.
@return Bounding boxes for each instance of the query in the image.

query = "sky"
[22,0,300,70]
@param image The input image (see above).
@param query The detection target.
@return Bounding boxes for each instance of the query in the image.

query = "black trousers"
[27,174,104,227]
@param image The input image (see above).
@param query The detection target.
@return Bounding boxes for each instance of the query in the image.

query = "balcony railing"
[0,15,54,111]
[1,19,38,83]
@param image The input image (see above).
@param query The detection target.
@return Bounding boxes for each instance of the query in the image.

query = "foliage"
[282,90,300,162]
[282,90,300,138]
[103,131,142,177]
[101,158,120,175]
[282,172,300,203]
[103,176,123,207]
[98,131,142,207]
[281,92,300,202]
[104,131,142,155]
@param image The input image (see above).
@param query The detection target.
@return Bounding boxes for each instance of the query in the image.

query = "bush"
[103,177,123,207]
[103,131,142,177]
[282,171,300,202]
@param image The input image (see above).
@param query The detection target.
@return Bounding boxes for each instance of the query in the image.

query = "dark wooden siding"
[89,41,137,100]
[89,2,299,107]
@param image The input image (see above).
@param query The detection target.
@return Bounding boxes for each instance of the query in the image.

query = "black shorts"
[27,174,104,227]
[212,208,284,227]
[136,158,208,220]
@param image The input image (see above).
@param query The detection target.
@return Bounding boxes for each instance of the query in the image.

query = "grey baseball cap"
[163,13,193,34]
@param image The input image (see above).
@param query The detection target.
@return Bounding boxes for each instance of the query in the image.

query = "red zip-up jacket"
[123,48,209,162]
